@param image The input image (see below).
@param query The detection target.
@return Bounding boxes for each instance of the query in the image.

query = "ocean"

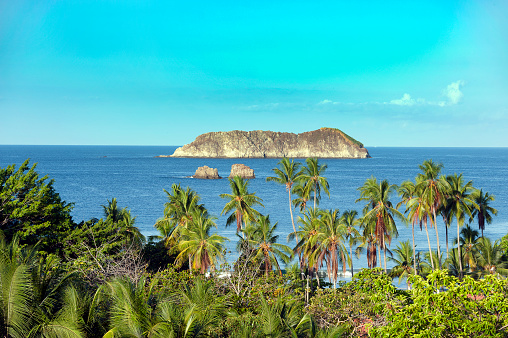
[1,145,507,275]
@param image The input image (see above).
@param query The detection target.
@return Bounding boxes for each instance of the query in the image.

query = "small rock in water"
[229,164,255,179]
[192,166,221,179]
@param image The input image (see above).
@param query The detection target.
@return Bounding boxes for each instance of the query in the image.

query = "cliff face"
[169,128,369,158]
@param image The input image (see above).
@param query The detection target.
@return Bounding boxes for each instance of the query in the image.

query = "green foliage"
[307,268,407,336]
[371,269,508,337]
[0,160,74,256]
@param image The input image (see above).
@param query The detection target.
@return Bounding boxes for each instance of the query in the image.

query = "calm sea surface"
[1,146,507,274]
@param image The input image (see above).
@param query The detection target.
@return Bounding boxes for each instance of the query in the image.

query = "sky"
[1,0,507,146]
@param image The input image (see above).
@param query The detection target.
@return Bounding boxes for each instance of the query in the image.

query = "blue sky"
[1,0,507,146]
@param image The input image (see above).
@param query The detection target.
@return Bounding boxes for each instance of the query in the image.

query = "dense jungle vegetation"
[0,158,507,337]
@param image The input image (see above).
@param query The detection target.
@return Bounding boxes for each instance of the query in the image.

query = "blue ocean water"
[1,146,507,274]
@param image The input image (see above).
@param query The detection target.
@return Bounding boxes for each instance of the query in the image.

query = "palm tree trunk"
[457,217,463,279]
[313,182,317,211]
[350,245,354,278]
[445,222,449,259]
[433,210,441,268]
[383,246,387,273]
[412,223,417,275]
[288,189,297,242]
[424,220,435,269]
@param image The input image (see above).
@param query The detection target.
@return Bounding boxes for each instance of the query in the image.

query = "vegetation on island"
[0,158,507,337]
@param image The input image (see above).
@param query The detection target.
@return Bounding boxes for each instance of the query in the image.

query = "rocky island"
[166,128,369,159]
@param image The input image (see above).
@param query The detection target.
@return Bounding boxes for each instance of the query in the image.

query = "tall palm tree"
[416,159,450,268]
[246,215,293,276]
[174,212,228,274]
[358,225,378,269]
[388,240,415,289]
[220,176,264,233]
[446,173,477,278]
[266,158,302,243]
[299,158,330,211]
[289,208,322,288]
[314,209,349,288]
[398,180,419,274]
[356,176,403,272]
[470,189,498,238]
[341,210,361,278]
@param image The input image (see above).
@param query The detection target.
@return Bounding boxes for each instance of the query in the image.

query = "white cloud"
[390,93,416,106]
[319,99,333,104]
[443,80,465,105]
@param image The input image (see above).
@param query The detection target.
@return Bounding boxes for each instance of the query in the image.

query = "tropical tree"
[103,276,172,337]
[470,189,498,238]
[473,237,508,278]
[246,215,292,276]
[388,240,415,289]
[0,159,74,256]
[289,208,322,289]
[456,224,480,272]
[292,181,312,212]
[398,180,419,274]
[0,236,82,338]
[356,176,403,272]
[220,176,264,233]
[102,198,124,224]
[341,210,361,278]
[446,173,477,278]
[416,160,450,268]
[314,209,349,288]
[155,184,205,246]
[174,211,228,274]
[266,158,302,243]
[299,158,330,211]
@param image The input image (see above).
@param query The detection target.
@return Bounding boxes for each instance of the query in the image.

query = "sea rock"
[229,164,255,179]
[169,128,369,158]
[192,166,221,179]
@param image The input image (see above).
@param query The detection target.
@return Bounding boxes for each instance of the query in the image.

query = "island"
[163,128,370,158]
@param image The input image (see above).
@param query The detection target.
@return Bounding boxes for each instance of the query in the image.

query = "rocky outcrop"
[169,128,369,158]
[229,164,255,179]
[192,166,221,179]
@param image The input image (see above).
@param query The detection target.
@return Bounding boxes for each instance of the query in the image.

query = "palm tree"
[266,158,302,243]
[0,238,35,337]
[119,210,146,248]
[341,210,361,278]
[356,176,403,272]
[220,176,264,233]
[102,198,125,223]
[314,209,349,288]
[103,276,171,337]
[292,181,312,212]
[299,158,330,211]
[246,215,293,276]
[473,237,508,278]
[398,180,419,274]
[456,224,480,272]
[359,225,378,269]
[446,173,477,278]
[289,208,322,290]
[174,211,228,274]
[470,189,498,238]
[388,240,415,289]
[155,184,205,246]
[416,159,450,268]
